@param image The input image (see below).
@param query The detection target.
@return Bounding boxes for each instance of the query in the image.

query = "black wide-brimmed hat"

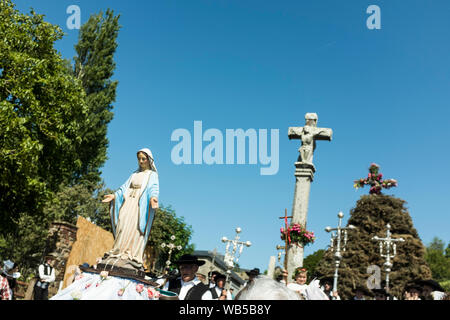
[417,279,445,292]
[319,276,333,286]
[246,268,260,277]
[214,273,227,281]
[173,254,205,266]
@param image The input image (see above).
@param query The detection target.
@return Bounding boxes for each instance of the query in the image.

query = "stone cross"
[287,113,332,281]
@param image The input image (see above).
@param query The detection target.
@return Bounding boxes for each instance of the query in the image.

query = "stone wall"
[62,216,114,289]
[46,221,78,297]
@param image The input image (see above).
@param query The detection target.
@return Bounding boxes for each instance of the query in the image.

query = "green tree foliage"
[72,9,120,186]
[315,194,432,300]
[43,182,113,231]
[40,9,121,265]
[303,249,325,280]
[424,237,450,283]
[147,206,195,270]
[0,0,89,272]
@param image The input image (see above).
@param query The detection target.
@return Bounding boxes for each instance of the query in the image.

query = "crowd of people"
[145,255,450,301]
[1,252,449,301]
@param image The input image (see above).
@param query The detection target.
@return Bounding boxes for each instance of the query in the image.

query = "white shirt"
[163,276,201,300]
[201,286,232,300]
[38,264,55,283]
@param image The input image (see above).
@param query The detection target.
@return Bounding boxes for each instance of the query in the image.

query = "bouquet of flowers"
[280,223,316,247]
[353,163,398,195]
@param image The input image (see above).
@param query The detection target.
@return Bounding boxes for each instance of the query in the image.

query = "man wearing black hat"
[243,268,260,287]
[202,273,232,300]
[162,254,209,300]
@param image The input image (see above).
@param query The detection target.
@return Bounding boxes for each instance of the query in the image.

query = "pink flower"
[118,288,125,297]
[85,283,92,289]
[136,284,144,294]
[75,274,84,281]
[147,288,154,299]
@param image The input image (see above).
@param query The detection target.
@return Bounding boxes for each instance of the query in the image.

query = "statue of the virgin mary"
[51,148,166,300]
[101,147,159,271]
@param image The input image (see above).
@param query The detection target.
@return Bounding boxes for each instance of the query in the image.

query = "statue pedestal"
[287,162,315,281]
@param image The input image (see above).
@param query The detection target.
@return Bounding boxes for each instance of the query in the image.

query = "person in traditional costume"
[202,273,232,300]
[50,148,161,300]
[1,260,20,300]
[0,273,11,300]
[162,254,209,300]
[287,267,308,299]
[403,283,422,300]
[34,255,56,300]
[319,276,341,300]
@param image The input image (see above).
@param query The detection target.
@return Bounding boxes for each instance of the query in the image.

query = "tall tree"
[72,9,120,186]
[303,249,325,280]
[425,237,450,283]
[0,0,89,272]
[41,9,121,252]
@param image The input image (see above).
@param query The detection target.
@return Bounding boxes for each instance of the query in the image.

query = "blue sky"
[14,0,450,272]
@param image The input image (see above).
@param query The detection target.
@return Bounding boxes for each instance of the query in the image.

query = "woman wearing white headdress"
[101,148,159,270]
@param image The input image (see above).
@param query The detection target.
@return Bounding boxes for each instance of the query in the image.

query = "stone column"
[286,162,315,281]
[267,256,276,279]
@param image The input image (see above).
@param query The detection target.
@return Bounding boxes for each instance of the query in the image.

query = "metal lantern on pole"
[325,211,356,299]
[221,227,251,289]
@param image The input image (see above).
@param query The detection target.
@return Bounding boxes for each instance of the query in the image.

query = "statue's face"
[305,118,317,127]
[137,152,150,170]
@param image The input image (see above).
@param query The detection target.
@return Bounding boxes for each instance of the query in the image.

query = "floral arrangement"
[353,163,398,195]
[292,267,308,280]
[280,223,315,247]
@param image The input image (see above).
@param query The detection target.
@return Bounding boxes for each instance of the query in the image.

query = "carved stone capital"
[294,162,315,180]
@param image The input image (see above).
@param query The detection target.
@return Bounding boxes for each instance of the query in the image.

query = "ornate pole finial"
[221,227,251,289]
[372,223,405,296]
[325,211,357,298]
